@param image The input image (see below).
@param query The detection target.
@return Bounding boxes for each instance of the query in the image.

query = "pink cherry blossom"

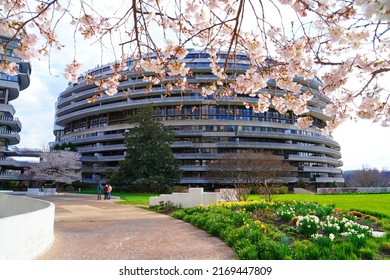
[1,61,18,76]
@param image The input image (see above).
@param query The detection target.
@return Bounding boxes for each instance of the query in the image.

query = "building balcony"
[315,176,345,183]
[0,104,16,116]
[0,116,22,132]
[302,166,343,174]
[0,130,20,145]
[180,165,208,171]
[81,166,119,173]
[18,62,31,90]
[4,147,44,157]
[60,133,125,145]
[236,130,340,148]
[0,78,20,101]
[78,144,126,153]
[173,153,224,160]
[171,141,194,148]
[80,155,125,162]
[217,141,342,159]
[179,177,210,184]
[0,158,36,168]
[0,171,31,181]
[288,154,343,167]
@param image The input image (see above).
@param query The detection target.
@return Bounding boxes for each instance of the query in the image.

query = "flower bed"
[171,200,390,260]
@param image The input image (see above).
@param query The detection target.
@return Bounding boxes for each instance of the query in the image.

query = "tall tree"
[1,1,389,130]
[110,105,182,193]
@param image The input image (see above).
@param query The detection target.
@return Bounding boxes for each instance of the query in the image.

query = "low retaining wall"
[149,187,222,207]
[317,187,390,194]
[27,187,57,196]
[0,194,55,259]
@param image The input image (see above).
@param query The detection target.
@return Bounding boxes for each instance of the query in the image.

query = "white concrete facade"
[149,187,222,208]
[0,194,55,259]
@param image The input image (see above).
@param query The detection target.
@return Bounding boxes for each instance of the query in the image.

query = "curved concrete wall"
[0,194,55,259]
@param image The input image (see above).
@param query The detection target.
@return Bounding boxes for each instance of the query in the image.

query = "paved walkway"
[36,194,236,260]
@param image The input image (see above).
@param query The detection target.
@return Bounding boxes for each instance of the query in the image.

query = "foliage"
[52,142,78,152]
[1,1,389,130]
[110,105,182,193]
[171,199,389,260]
[149,201,182,213]
[29,150,81,185]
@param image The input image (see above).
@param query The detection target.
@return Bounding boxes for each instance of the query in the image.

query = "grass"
[72,190,156,205]
[249,193,390,217]
[114,193,157,205]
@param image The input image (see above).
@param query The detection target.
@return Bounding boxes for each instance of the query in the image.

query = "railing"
[302,166,343,174]
[0,129,18,135]
[288,154,343,166]
[0,172,31,180]
[173,153,224,159]
[237,130,340,147]
[0,158,37,167]
[217,141,341,157]
[80,155,125,162]
[78,144,126,153]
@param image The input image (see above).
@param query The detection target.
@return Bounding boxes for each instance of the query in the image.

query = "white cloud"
[332,120,390,171]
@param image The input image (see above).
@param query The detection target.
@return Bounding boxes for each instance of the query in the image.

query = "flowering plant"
[296,215,321,237]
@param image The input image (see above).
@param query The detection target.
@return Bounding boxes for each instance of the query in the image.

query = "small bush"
[379,242,390,253]
[65,186,75,192]
[358,247,376,260]
[273,186,289,194]
[363,215,378,222]
[349,211,363,217]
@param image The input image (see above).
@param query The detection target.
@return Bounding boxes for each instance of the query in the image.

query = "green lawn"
[71,190,157,205]
[114,192,157,205]
[249,193,390,217]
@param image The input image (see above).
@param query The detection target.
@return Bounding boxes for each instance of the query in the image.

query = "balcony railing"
[237,130,340,147]
[288,154,343,166]
[217,141,341,158]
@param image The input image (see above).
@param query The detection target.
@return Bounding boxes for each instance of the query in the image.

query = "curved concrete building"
[0,35,35,181]
[53,50,344,187]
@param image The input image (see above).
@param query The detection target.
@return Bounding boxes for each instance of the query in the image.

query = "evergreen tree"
[110,105,181,193]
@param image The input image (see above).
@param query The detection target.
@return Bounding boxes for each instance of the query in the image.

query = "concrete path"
[36,195,236,260]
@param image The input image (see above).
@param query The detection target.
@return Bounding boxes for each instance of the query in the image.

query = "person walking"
[96,183,103,200]
[104,184,109,200]
[107,184,112,200]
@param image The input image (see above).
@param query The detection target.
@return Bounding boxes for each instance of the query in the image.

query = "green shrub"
[273,186,289,194]
[358,247,376,260]
[291,240,321,260]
